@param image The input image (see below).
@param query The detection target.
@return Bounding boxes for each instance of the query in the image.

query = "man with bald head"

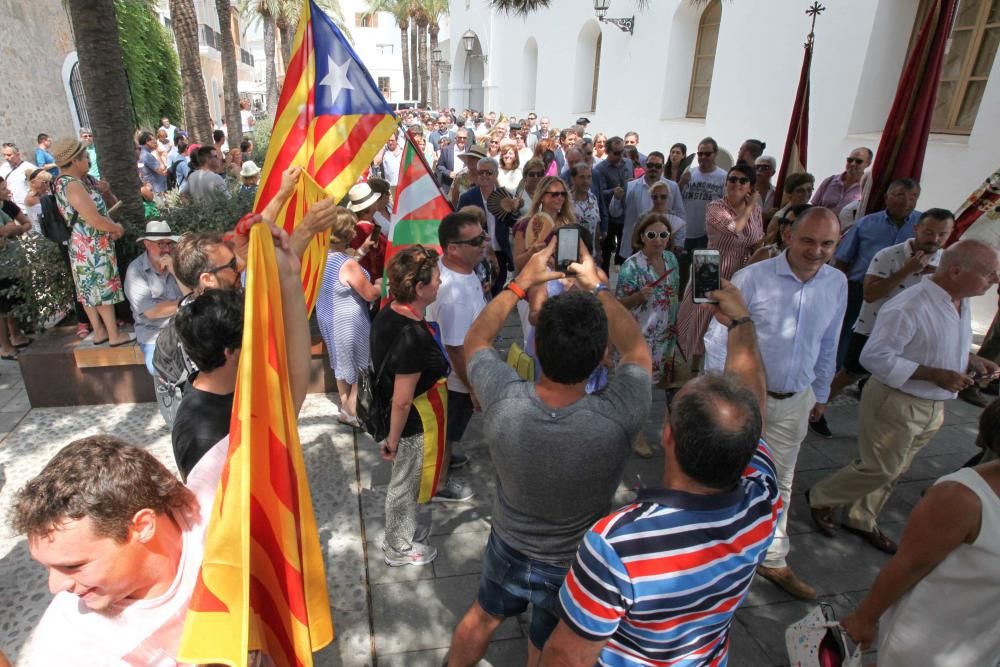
[809,239,1000,555]
[704,207,846,600]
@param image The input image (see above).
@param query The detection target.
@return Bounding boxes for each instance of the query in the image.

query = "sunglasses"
[525,171,544,177]
[727,176,751,185]
[697,151,715,157]
[544,190,567,197]
[755,164,773,171]
[207,256,238,274]
[477,170,496,176]
[451,233,487,247]
[651,194,668,201]
[846,157,866,164]
[610,150,624,156]
[645,163,664,170]
[644,230,671,240]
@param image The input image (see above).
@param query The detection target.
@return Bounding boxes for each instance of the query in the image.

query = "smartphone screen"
[555,226,580,271]
[692,249,721,303]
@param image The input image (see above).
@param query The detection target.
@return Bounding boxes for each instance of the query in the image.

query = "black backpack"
[38,194,72,245]
[167,159,182,190]
[152,317,197,394]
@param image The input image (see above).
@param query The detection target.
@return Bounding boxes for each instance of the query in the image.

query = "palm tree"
[241,0,280,118]
[65,0,145,228]
[216,0,243,147]
[414,2,429,107]
[170,0,214,143]
[408,2,419,102]
[425,0,448,109]
[367,0,412,101]
[275,0,350,66]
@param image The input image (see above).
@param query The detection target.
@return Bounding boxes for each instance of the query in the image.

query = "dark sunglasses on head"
[207,255,238,274]
[644,230,670,240]
[651,194,668,201]
[645,163,664,169]
[525,171,544,177]
[728,176,751,185]
[846,157,865,164]
[451,233,487,247]
[697,151,715,157]
[544,190,567,197]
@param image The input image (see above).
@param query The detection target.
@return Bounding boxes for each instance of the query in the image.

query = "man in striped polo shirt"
[541,280,781,667]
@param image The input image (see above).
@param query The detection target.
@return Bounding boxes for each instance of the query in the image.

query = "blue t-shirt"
[139,147,168,194]
[36,148,57,177]
[834,210,920,282]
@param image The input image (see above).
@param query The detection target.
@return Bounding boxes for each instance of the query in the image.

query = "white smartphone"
[692,249,721,303]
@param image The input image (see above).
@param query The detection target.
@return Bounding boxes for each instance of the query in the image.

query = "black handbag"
[356,336,395,443]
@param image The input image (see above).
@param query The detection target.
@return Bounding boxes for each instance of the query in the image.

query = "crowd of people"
[5,104,1000,667]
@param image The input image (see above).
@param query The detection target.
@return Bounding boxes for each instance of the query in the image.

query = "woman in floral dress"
[51,138,131,346]
[616,212,680,457]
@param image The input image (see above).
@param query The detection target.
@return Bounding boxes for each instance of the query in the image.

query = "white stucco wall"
[449,0,1000,333]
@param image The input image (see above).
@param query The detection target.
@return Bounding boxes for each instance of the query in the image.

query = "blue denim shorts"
[477,531,569,649]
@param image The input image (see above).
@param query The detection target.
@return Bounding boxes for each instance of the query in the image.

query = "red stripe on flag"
[249,575,302,667]
[426,385,446,497]
[313,115,386,184]
[188,570,230,613]
[250,496,308,623]
[275,21,311,119]
[255,123,308,212]
[268,429,301,515]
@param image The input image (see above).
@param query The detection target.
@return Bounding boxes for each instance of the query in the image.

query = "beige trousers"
[809,378,944,531]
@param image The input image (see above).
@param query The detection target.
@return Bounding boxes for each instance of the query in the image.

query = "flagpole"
[393,119,456,213]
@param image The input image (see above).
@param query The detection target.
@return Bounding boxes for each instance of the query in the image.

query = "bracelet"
[728,316,753,330]
[592,283,609,296]
[505,282,527,300]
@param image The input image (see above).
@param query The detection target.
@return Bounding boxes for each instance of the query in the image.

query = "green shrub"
[157,183,248,235]
[0,235,74,333]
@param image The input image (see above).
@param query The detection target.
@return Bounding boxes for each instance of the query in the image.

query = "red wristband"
[505,282,527,300]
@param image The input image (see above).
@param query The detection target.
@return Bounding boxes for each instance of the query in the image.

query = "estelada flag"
[177,225,333,666]
[253,0,396,313]
[381,135,454,297]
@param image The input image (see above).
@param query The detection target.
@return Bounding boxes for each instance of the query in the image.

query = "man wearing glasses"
[80,128,100,179]
[679,137,728,254]
[813,147,872,215]
[592,136,634,268]
[609,150,687,263]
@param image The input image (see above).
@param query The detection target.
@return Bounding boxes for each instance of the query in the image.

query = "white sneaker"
[381,524,430,551]
[383,541,437,567]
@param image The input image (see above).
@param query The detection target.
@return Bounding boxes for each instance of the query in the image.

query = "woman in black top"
[371,246,450,567]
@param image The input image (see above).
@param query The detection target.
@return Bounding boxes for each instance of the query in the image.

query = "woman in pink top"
[676,163,764,361]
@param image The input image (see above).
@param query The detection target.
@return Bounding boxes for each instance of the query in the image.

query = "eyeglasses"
[82,134,93,139]
[451,233,487,247]
[755,164,773,171]
[149,240,175,249]
[645,163,664,170]
[525,171,544,177]
[643,230,670,240]
[207,256,238,274]
[697,151,715,157]
[846,157,866,164]
[477,170,496,176]
[651,194,668,201]
[544,190,567,198]
[727,176,751,185]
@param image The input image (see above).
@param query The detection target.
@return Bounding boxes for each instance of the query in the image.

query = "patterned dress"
[616,250,681,384]
[572,190,601,239]
[54,175,123,307]
[676,199,764,358]
[316,251,371,384]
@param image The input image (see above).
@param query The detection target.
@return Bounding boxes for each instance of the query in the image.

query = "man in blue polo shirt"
[833,179,920,371]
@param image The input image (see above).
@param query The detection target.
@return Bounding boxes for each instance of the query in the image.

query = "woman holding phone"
[675,163,763,364]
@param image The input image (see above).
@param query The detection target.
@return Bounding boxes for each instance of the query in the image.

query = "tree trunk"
[264,13,279,118]
[66,0,144,229]
[169,0,213,144]
[429,24,439,109]
[417,20,428,108]
[278,21,292,68]
[215,0,242,147]
[400,22,411,100]
[409,14,418,102]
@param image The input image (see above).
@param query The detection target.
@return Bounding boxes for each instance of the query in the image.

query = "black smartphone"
[369,223,381,242]
[692,249,721,303]
[555,226,580,271]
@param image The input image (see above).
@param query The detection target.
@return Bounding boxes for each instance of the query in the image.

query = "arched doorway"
[573,21,602,112]
[522,37,538,112]
[62,52,90,132]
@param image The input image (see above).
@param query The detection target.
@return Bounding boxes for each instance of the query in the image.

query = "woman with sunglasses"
[517,157,545,212]
[371,246,449,567]
[512,175,576,272]
[317,208,383,429]
[676,163,764,365]
[616,213,681,456]
[486,132,503,160]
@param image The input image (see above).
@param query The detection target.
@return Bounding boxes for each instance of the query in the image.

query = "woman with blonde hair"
[316,207,382,428]
[512,175,575,271]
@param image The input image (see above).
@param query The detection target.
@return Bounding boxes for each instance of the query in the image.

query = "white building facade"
[449,0,1000,332]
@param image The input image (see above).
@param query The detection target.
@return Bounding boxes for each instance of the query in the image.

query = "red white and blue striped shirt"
[557,440,781,666]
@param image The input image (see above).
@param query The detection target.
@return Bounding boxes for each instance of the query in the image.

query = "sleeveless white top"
[878,467,1000,666]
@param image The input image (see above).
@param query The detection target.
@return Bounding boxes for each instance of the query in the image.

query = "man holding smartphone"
[703,207,846,600]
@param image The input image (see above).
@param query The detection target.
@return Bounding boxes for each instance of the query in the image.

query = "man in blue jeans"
[124,221,186,396]
[446,240,652,666]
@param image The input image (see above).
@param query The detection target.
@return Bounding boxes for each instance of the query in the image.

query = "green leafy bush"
[116,0,183,128]
[0,235,75,333]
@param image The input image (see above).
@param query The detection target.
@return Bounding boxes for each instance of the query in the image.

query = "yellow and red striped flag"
[253,0,397,313]
[177,224,333,666]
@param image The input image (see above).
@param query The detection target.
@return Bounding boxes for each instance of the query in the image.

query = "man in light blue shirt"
[705,207,846,601]
[833,179,921,368]
[35,133,58,177]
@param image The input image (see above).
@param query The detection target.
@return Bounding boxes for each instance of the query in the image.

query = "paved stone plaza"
[0,345,987,666]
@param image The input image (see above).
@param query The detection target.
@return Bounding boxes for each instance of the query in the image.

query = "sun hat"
[458,143,488,161]
[346,183,380,212]
[240,160,261,178]
[137,220,181,243]
[52,138,86,167]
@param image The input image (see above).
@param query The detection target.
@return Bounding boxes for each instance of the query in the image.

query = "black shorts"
[842,332,870,376]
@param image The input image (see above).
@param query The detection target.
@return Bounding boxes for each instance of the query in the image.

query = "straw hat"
[52,138,86,167]
[458,143,488,161]
[346,183,380,212]
[137,220,181,243]
[240,160,261,178]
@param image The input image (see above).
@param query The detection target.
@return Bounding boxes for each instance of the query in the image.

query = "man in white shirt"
[704,207,846,600]
[819,209,954,434]
[377,134,403,188]
[608,150,686,250]
[0,143,37,208]
[426,211,487,502]
[808,239,1000,554]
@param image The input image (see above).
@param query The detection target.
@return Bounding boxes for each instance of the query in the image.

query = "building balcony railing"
[198,23,222,51]
[241,48,254,67]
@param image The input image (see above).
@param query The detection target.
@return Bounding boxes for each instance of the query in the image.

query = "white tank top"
[878,467,1000,666]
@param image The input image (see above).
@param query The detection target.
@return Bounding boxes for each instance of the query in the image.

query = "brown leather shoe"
[842,524,898,554]
[756,565,817,600]
[805,489,837,538]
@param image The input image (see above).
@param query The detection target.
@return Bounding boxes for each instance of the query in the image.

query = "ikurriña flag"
[177,223,333,666]
[253,0,396,313]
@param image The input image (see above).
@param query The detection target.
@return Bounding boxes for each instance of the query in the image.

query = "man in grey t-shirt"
[446,241,652,666]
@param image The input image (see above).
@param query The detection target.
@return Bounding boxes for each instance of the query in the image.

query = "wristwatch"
[592,283,609,296]
[728,316,753,330]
